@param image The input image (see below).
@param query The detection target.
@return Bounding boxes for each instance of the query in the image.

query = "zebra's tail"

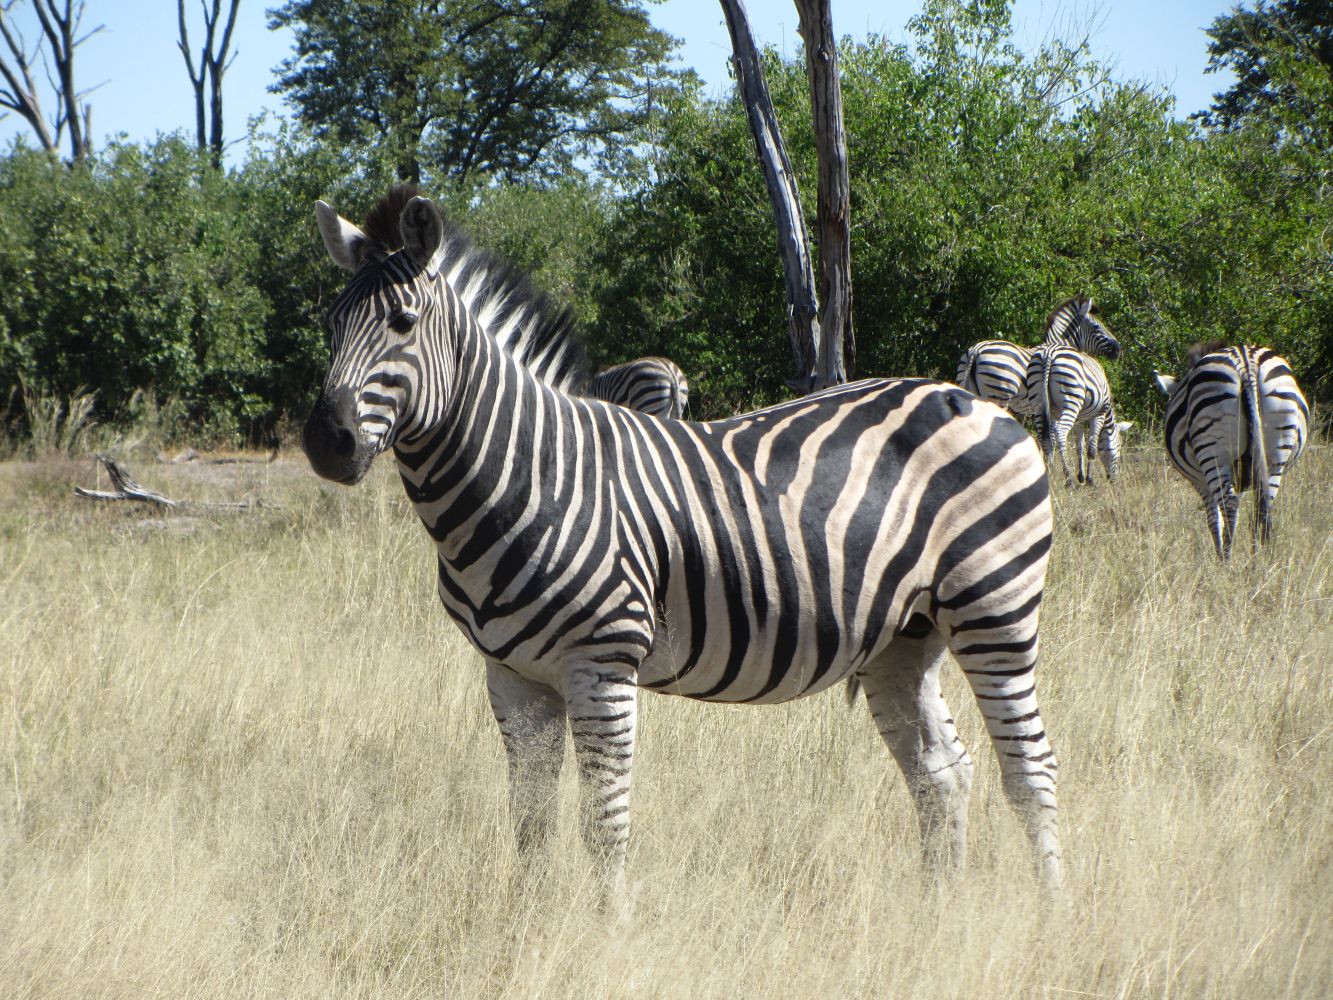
[844,674,861,706]
[959,348,979,395]
[1038,347,1056,457]
[673,373,690,419]
[1240,350,1270,538]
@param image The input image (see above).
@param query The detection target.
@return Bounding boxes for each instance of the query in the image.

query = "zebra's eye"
[387,309,419,334]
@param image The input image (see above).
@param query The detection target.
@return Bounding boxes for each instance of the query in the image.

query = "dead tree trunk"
[718,0,819,392]
[794,0,854,388]
[0,0,102,161]
[177,0,240,168]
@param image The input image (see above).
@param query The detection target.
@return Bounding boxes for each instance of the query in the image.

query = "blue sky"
[0,0,1235,157]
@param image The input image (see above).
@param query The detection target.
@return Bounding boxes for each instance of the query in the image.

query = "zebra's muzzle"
[303,387,375,484]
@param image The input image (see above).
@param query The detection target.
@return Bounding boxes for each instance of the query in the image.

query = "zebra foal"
[301,188,1063,908]
[1155,342,1309,559]
[956,294,1120,413]
[587,356,690,418]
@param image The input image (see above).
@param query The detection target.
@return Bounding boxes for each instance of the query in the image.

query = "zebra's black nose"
[303,387,369,483]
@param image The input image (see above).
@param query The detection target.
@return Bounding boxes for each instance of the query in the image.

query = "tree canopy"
[267,0,694,186]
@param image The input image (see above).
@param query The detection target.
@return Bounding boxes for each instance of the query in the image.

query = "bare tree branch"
[0,1,101,159]
[178,0,239,166]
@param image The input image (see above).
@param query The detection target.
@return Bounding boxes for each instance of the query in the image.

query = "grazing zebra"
[588,356,690,418]
[956,295,1121,413]
[301,188,1063,908]
[1025,345,1124,486]
[1154,342,1309,559]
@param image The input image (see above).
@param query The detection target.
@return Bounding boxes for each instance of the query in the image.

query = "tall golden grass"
[1,442,1329,998]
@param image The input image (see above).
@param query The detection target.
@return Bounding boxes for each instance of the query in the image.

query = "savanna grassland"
[1,439,1329,999]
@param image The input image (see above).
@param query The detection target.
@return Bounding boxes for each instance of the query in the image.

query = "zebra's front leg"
[564,663,638,912]
[487,663,566,871]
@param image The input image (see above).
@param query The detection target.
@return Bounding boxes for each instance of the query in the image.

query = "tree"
[718,0,819,388]
[0,0,102,160]
[177,0,241,167]
[719,0,854,392]
[794,0,854,387]
[1200,0,1332,143]
[267,0,692,187]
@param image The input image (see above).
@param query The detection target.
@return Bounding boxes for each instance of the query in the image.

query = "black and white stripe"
[1025,345,1124,486]
[587,356,690,418]
[301,189,1064,904]
[957,295,1121,413]
[1155,343,1309,559]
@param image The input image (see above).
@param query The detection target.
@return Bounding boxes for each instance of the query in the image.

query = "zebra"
[588,356,689,418]
[956,295,1121,414]
[300,188,1063,908]
[1154,342,1309,559]
[1025,345,1124,486]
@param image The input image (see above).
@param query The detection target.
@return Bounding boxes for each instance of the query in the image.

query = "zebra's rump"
[1162,345,1309,495]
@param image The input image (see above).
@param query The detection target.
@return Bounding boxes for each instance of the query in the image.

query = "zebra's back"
[589,356,689,419]
[956,340,1034,412]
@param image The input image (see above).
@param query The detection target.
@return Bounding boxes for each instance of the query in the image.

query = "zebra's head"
[303,189,454,484]
[1047,296,1121,360]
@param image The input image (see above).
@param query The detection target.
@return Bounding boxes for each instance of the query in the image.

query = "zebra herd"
[956,296,1310,559]
[300,187,1309,912]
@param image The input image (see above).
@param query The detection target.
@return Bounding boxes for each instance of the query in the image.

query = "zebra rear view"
[587,356,689,418]
[1155,343,1309,559]
[300,188,1063,910]
[956,294,1120,412]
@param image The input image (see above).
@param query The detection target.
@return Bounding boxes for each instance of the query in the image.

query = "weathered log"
[73,454,276,510]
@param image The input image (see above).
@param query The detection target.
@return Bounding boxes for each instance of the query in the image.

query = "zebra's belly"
[633,612,882,705]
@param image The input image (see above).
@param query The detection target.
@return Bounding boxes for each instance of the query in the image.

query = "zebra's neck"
[391,278,566,563]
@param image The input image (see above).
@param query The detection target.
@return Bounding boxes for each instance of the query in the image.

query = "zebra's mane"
[1186,339,1231,366]
[359,186,588,393]
[1044,295,1093,341]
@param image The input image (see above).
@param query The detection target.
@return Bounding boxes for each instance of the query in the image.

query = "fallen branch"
[73,454,277,510]
[75,454,177,506]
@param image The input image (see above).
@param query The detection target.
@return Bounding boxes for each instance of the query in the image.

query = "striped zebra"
[956,295,1121,414]
[1154,342,1309,559]
[588,356,689,418]
[1025,345,1124,486]
[301,188,1063,907]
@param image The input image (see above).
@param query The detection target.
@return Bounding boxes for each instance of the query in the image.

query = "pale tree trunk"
[794,0,854,388]
[718,0,819,391]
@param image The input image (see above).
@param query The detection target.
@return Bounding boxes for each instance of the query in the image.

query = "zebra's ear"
[1116,420,1135,435]
[315,201,373,272]
[1077,295,1094,316]
[1153,371,1175,395]
[400,195,445,276]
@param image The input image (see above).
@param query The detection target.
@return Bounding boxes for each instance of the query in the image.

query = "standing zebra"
[1154,342,1309,559]
[1025,345,1125,486]
[588,356,690,418]
[956,295,1121,414]
[301,189,1063,907]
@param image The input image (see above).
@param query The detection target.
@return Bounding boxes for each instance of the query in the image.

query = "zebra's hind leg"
[564,663,638,914]
[861,622,976,873]
[949,621,1062,891]
[487,663,567,871]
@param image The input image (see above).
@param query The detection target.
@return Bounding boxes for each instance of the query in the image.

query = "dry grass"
[1,443,1329,999]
